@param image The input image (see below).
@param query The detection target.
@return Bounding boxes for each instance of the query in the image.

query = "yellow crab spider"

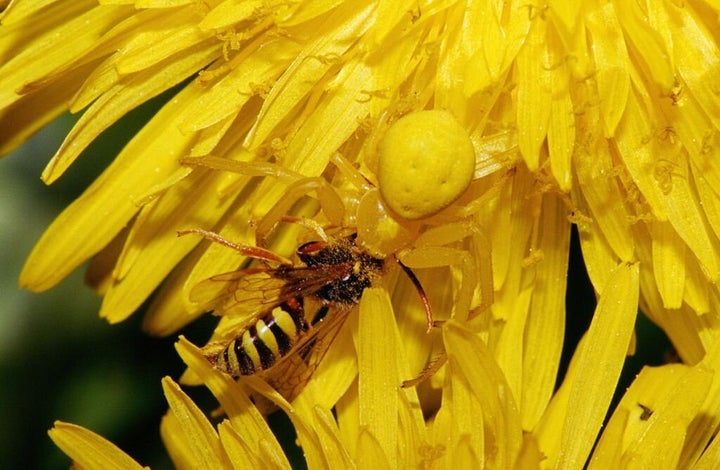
[181,150,482,322]
[377,109,476,220]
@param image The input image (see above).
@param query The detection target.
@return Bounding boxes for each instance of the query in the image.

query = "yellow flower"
[4,0,720,467]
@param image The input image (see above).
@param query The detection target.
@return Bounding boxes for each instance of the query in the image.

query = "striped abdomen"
[215,297,308,376]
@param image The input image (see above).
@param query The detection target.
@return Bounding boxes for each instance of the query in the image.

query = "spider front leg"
[253,175,346,246]
[180,154,349,246]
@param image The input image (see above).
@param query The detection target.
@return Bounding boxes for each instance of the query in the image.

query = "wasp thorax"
[297,236,384,304]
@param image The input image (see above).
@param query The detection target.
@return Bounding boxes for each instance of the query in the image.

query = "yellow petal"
[246,2,374,148]
[650,221,685,309]
[199,0,263,31]
[443,320,523,468]
[0,3,128,110]
[613,92,668,221]
[309,405,355,469]
[515,17,551,170]
[98,168,236,323]
[573,129,635,263]
[694,424,720,470]
[242,376,326,470]
[216,421,265,470]
[179,37,301,133]
[671,3,720,129]
[590,363,712,468]
[174,337,290,465]
[19,82,204,292]
[547,77,574,191]
[614,1,674,92]
[681,344,720,467]
[48,421,145,470]
[161,376,231,468]
[521,193,570,429]
[43,40,221,183]
[296,315,358,410]
[585,2,630,137]
[357,287,399,468]
[0,60,94,156]
[555,262,639,468]
[356,428,392,469]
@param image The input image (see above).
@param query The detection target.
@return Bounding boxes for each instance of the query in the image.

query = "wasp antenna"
[178,228,292,265]
[395,257,435,333]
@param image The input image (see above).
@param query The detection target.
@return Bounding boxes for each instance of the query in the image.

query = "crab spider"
[179,152,490,386]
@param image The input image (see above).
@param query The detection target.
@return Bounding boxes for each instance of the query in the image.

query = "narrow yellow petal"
[356,428,393,469]
[0,3,129,110]
[98,169,236,323]
[682,253,710,315]
[160,412,200,468]
[19,82,204,292]
[179,37,300,133]
[443,320,524,468]
[659,156,720,282]
[522,193,570,429]
[681,344,720,467]
[296,315,357,410]
[693,166,720,254]
[650,221,685,308]
[591,363,712,468]
[161,376,231,469]
[621,367,710,468]
[0,60,95,156]
[675,94,720,203]
[43,41,221,183]
[614,1,674,92]
[585,405,628,469]
[585,2,630,137]
[515,17,551,170]
[671,3,720,129]
[694,423,720,470]
[217,421,265,470]
[487,174,514,291]
[556,262,639,469]
[140,248,209,336]
[199,0,263,31]
[246,2,374,148]
[614,92,668,221]
[115,12,208,75]
[443,365,485,467]
[397,389,427,466]
[48,421,145,470]
[573,133,635,263]
[357,287,399,468]
[310,406,355,469]
[174,337,290,465]
[457,2,516,99]
[335,378,360,458]
[242,375,326,470]
[2,0,81,23]
[547,79,574,191]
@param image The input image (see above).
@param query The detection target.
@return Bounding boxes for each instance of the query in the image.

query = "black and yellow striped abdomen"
[215,297,308,376]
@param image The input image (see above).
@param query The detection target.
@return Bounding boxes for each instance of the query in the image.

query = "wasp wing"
[189,262,355,318]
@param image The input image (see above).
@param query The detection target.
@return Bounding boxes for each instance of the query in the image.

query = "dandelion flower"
[4,0,720,467]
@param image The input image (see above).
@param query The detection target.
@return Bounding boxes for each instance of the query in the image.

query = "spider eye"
[377,109,475,220]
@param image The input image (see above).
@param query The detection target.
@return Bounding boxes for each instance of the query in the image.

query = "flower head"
[4,0,720,467]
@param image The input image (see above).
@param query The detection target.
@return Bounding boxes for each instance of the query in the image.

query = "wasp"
[181,229,433,400]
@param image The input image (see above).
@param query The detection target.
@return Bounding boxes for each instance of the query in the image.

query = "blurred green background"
[0,93,672,468]
[0,97,215,469]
